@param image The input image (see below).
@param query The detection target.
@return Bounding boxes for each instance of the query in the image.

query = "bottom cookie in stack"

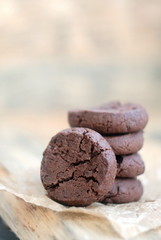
[101,178,143,203]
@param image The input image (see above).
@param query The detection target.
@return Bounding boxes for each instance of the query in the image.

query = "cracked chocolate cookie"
[68,102,148,134]
[104,131,144,155]
[102,178,143,204]
[41,128,117,206]
[116,153,145,178]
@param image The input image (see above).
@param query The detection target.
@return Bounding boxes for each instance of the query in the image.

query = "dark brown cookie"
[68,102,148,134]
[102,178,143,204]
[41,128,117,206]
[116,153,145,178]
[104,131,144,155]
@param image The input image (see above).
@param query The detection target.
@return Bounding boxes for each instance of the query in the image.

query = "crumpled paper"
[0,131,161,239]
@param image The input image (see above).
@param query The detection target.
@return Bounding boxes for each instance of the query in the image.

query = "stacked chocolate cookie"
[68,102,148,204]
[40,102,148,206]
[41,128,117,206]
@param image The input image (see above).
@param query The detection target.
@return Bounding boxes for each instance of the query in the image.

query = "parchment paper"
[0,130,161,239]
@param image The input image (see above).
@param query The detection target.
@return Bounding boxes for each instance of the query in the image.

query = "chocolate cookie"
[41,128,117,206]
[102,178,143,204]
[68,102,148,134]
[116,153,145,178]
[104,131,143,155]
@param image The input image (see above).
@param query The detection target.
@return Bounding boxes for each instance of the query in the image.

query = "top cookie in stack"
[68,102,148,203]
[68,102,148,135]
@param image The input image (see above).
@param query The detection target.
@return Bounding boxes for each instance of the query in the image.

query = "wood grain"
[0,188,120,240]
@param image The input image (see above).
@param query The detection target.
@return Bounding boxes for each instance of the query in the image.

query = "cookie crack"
[91,149,103,158]
[70,159,90,167]
[79,129,88,153]
[46,172,99,196]
[46,172,75,190]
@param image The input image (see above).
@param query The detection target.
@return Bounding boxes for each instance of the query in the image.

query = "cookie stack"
[40,102,148,206]
[68,102,148,204]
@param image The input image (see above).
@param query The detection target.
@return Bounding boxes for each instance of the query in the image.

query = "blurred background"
[0,1,161,238]
[0,0,161,140]
[0,0,161,163]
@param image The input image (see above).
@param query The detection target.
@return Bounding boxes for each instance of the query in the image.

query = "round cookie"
[68,102,148,134]
[116,153,145,178]
[102,178,143,204]
[41,128,117,206]
[104,131,144,155]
